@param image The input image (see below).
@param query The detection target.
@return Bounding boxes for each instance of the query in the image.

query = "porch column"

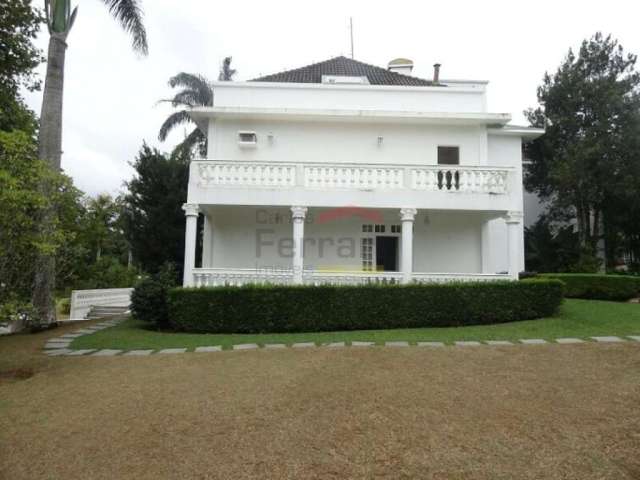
[400,208,417,284]
[291,206,308,284]
[505,211,523,280]
[182,203,199,286]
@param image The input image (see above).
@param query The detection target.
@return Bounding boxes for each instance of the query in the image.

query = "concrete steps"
[86,305,129,319]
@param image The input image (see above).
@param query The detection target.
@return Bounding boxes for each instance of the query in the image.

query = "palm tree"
[158,73,213,157]
[158,57,236,156]
[33,0,148,326]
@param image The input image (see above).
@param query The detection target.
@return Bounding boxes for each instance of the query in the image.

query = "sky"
[23,0,640,197]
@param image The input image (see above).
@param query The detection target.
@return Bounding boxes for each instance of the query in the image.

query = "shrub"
[130,264,177,329]
[540,274,640,301]
[167,280,565,334]
[58,298,71,315]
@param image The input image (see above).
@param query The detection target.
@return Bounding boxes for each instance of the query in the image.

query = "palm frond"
[173,128,207,158]
[158,110,192,141]
[168,73,213,106]
[170,90,204,108]
[99,0,148,55]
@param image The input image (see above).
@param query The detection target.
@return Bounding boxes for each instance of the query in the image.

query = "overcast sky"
[23,0,640,197]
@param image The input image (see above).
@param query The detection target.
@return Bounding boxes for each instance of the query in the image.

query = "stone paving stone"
[66,349,96,356]
[417,341,445,347]
[91,349,123,356]
[59,333,84,339]
[45,349,72,356]
[44,342,72,349]
[520,339,547,345]
[292,342,315,348]
[195,346,223,352]
[233,343,259,351]
[628,336,640,342]
[325,342,345,348]
[455,341,482,346]
[123,350,154,356]
[263,344,286,349]
[555,338,585,344]
[74,329,97,335]
[591,336,625,343]
[351,341,374,347]
[385,341,409,347]
[157,348,187,354]
[485,340,513,346]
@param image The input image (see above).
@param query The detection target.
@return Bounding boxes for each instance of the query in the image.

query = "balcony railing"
[196,161,512,195]
[191,268,510,287]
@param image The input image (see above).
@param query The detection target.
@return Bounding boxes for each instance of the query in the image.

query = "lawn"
[71,298,640,350]
[1,320,639,479]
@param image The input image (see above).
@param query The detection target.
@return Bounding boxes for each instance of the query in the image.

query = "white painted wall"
[208,119,488,167]
[212,82,488,113]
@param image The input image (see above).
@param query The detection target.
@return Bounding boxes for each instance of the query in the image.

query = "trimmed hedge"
[540,274,640,301]
[167,280,565,334]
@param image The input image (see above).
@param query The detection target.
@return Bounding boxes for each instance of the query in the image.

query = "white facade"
[183,65,542,287]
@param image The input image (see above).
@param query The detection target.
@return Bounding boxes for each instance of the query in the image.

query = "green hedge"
[540,274,640,301]
[167,280,565,334]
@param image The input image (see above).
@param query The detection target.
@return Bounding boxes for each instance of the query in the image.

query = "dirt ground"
[1,322,640,479]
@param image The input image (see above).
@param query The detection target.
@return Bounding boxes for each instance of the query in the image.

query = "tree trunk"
[32,33,68,327]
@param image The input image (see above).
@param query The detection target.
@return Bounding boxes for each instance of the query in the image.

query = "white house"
[182,56,543,287]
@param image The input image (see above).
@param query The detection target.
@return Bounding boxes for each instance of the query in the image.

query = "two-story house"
[182,56,543,287]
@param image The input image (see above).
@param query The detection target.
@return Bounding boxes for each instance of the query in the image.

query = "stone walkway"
[42,319,640,357]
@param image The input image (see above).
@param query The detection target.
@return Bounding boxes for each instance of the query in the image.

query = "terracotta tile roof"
[251,56,437,87]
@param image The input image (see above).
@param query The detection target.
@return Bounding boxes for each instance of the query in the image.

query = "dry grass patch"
[1,329,640,479]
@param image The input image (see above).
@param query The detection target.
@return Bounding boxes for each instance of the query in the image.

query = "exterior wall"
[204,206,491,274]
[211,82,488,113]
[208,119,489,167]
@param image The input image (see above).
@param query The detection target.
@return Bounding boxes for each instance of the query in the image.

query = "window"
[361,238,373,271]
[362,224,373,233]
[238,131,257,147]
[374,224,386,233]
[391,225,402,234]
[437,146,459,165]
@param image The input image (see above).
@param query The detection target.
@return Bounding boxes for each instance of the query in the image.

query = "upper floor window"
[238,131,257,148]
[438,146,459,165]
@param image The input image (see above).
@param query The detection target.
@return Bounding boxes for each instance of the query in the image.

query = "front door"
[376,236,398,271]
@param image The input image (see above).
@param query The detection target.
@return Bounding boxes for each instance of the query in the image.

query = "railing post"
[504,211,523,280]
[400,208,417,284]
[182,203,199,287]
[291,206,308,284]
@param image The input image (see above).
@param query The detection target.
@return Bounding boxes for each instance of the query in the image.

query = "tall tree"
[33,0,148,326]
[0,0,44,134]
[524,33,640,269]
[158,56,236,156]
[122,144,190,276]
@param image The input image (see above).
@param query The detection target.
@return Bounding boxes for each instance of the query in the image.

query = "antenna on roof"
[349,17,354,59]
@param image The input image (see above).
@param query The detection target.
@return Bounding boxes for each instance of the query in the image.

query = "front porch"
[182,205,524,287]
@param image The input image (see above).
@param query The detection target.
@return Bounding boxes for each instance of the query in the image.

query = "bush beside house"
[166,280,565,334]
[540,274,640,301]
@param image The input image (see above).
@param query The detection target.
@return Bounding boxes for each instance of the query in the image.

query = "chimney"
[433,63,441,84]
[387,58,414,75]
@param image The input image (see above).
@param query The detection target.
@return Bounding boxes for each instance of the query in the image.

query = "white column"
[182,203,199,286]
[291,206,307,284]
[400,208,417,284]
[505,211,523,280]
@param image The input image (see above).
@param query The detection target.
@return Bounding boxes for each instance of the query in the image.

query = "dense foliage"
[0,130,82,306]
[122,144,190,276]
[130,264,178,329]
[167,281,565,334]
[0,0,43,134]
[525,33,640,271]
[540,274,640,301]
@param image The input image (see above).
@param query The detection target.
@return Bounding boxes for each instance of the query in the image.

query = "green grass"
[71,299,640,350]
